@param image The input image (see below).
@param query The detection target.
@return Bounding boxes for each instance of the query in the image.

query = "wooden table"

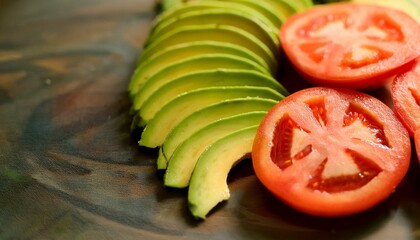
[1,0,419,239]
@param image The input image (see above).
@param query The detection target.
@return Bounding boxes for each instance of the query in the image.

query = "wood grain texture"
[0,0,419,239]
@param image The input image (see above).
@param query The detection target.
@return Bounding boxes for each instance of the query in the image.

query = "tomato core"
[270,96,389,193]
[307,149,382,193]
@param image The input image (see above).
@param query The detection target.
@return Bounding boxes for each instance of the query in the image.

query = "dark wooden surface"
[1,0,420,239]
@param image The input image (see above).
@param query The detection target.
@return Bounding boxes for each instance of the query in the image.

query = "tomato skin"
[414,129,420,162]
[252,87,411,217]
[416,130,420,163]
[280,3,420,90]
[391,58,420,137]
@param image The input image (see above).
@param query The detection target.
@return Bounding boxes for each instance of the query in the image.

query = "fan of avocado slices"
[128,0,315,220]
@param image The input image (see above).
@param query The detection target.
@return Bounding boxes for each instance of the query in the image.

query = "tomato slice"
[252,87,411,216]
[391,58,420,136]
[416,129,420,163]
[280,3,420,90]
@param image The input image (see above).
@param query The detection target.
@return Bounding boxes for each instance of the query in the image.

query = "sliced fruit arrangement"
[189,126,259,219]
[252,87,411,217]
[165,112,266,189]
[350,0,420,166]
[157,97,279,170]
[139,86,284,148]
[391,59,420,136]
[128,0,420,220]
[128,0,316,219]
[146,8,280,54]
[131,55,271,113]
[249,1,419,218]
[280,2,420,90]
[129,41,269,97]
[155,0,284,30]
[391,58,420,162]
[137,70,287,125]
[160,0,313,14]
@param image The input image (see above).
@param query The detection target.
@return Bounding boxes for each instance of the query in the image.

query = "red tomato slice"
[280,3,420,90]
[252,87,411,217]
[391,58,420,136]
[416,130,420,163]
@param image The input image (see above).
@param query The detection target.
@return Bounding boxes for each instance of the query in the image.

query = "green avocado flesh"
[137,24,278,74]
[131,55,271,111]
[213,0,285,27]
[351,0,420,22]
[156,0,282,28]
[164,111,266,188]
[139,86,284,148]
[137,69,287,121]
[157,97,278,170]
[129,0,302,220]
[188,126,258,219]
[264,0,299,17]
[146,9,279,55]
[132,41,270,87]
[280,0,312,12]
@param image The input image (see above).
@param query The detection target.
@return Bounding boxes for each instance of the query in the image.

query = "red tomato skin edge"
[252,87,411,217]
[391,59,420,136]
[415,130,420,163]
[294,60,415,91]
[279,3,420,90]
[252,121,408,217]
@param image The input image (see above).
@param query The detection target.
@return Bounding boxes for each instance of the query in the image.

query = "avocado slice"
[164,111,266,188]
[351,0,420,22]
[137,24,278,74]
[256,0,299,17]
[157,97,278,169]
[130,42,270,97]
[146,9,279,55]
[188,126,258,219]
[139,86,284,148]
[130,54,270,107]
[214,0,286,27]
[137,69,287,120]
[133,40,269,78]
[159,0,183,11]
[155,0,281,29]
[276,0,313,13]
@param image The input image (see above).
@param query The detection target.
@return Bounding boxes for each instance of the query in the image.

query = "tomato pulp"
[252,87,411,216]
[391,58,420,163]
[416,130,420,163]
[280,3,420,90]
[391,58,420,136]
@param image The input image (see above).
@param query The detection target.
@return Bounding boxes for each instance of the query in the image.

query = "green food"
[129,0,314,219]
[132,40,269,86]
[158,0,287,27]
[312,0,348,4]
[137,24,278,74]
[137,69,286,124]
[188,126,258,219]
[131,54,270,112]
[351,0,420,22]
[146,9,279,55]
[164,111,266,188]
[139,86,284,148]
[214,0,285,27]
[157,97,278,169]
